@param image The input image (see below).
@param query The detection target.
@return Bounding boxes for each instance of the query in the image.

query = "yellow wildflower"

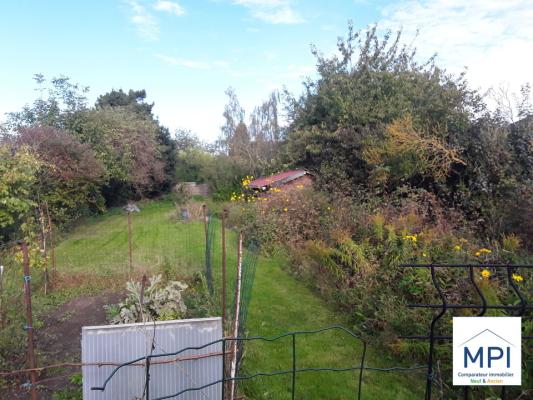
[453,245,461,251]
[512,273,523,283]
[479,248,492,254]
[283,207,288,212]
[481,269,490,279]
[475,251,481,257]
[403,234,417,243]
[241,175,254,187]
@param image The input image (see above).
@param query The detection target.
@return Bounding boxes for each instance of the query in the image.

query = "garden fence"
[91,325,428,400]
[400,263,532,400]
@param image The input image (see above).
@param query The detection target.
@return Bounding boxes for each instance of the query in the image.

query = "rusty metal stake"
[127,212,133,274]
[21,241,38,400]
[140,274,147,322]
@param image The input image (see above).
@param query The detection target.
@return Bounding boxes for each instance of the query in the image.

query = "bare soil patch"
[3,292,123,399]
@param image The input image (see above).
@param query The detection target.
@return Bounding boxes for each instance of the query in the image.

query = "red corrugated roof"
[248,170,308,188]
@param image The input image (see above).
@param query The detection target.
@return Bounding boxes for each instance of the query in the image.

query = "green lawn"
[241,255,424,399]
[55,199,424,398]
[55,199,206,277]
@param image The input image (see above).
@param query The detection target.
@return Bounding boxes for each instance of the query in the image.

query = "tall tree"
[284,24,482,194]
[95,88,176,192]
[80,106,166,204]
[248,91,283,174]
[96,89,153,117]
[4,74,89,133]
[219,87,245,154]
[14,127,105,222]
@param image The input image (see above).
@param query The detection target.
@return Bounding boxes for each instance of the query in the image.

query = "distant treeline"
[2,23,532,245]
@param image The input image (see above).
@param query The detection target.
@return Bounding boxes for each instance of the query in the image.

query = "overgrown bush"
[235,186,532,394]
[233,187,331,253]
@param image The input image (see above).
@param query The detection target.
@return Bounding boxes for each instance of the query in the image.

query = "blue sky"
[1,0,532,141]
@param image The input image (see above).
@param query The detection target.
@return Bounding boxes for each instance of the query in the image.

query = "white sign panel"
[453,317,521,386]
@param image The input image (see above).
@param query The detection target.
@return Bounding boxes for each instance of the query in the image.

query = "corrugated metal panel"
[82,317,222,400]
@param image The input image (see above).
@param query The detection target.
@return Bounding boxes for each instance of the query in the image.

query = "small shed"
[248,170,312,192]
[175,182,210,197]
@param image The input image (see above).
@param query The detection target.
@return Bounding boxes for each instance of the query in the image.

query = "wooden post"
[0,262,4,328]
[38,205,49,295]
[21,241,38,400]
[202,204,208,241]
[44,202,56,275]
[221,209,228,329]
[140,274,147,323]
[127,212,133,274]
[202,204,208,267]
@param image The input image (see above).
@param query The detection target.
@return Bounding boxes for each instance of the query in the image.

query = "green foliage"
[0,145,41,239]
[4,74,89,133]
[52,374,82,400]
[182,272,216,318]
[172,183,192,207]
[285,25,481,193]
[96,88,176,192]
[282,23,532,245]
[2,78,178,239]
[96,89,153,117]
[242,185,532,395]
[16,126,106,223]
[79,106,166,202]
[235,187,331,253]
[175,147,212,183]
[202,155,246,201]
[173,128,248,201]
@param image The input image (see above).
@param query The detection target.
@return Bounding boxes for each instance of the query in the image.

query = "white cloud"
[124,0,160,40]
[155,54,230,70]
[153,0,185,16]
[380,0,533,95]
[233,0,304,24]
[124,1,185,40]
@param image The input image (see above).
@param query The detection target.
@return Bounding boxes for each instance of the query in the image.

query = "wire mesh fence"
[0,200,263,398]
[90,325,432,400]
[54,201,207,278]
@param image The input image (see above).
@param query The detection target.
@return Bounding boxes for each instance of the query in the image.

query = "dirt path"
[39,293,123,363]
[3,292,123,399]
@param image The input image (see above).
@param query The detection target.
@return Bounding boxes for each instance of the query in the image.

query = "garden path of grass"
[243,255,425,399]
[53,199,424,399]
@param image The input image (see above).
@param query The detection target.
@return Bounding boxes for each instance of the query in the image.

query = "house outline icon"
[457,329,515,348]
